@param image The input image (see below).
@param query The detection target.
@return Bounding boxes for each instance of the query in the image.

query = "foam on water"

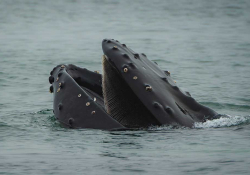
[148,115,250,130]
[194,115,250,128]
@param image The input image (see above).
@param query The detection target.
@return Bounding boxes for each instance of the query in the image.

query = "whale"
[49,39,219,129]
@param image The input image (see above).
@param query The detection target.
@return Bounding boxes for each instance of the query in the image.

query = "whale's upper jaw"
[102,39,218,127]
[102,54,160,128]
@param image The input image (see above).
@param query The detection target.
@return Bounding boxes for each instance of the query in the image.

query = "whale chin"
[102,55,159,128]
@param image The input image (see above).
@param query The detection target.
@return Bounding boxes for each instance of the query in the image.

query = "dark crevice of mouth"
[66,67,103,98]
[80,86,105,109]
[175,102,194,119]
[102,56,160,128]
[103,55,120,75]
[66,71,105,110]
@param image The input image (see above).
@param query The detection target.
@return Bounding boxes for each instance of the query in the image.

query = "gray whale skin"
[48,39,218,130]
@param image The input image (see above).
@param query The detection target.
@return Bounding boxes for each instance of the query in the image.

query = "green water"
[0,0,250,174]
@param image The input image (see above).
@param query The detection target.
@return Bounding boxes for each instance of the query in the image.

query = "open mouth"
[102,55,160,128]
[49,39,218,129]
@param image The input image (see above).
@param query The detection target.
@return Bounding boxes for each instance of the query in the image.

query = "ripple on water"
[200,102,250,110]
[1,0,250,174]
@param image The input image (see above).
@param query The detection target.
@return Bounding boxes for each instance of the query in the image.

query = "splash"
[194,115,250,128]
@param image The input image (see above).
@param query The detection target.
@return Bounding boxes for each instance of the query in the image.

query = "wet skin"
[102,39,218,127]
[48,39,218,129]
[49,64,125,130]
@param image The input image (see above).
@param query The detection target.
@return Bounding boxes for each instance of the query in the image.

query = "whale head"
[102,39,217,128]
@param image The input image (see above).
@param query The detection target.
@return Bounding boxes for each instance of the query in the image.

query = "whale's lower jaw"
[102,56,159,128]
[49,64,125,130]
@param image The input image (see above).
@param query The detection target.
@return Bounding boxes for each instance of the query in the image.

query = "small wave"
[32,109,52,115]
[29,109,61,129]
[0,121,11,128]
[200,102,250,110]
[194,115,250,128]
[148,125,180,131]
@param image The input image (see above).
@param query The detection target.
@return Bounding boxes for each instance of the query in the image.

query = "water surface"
[0,0,250,174]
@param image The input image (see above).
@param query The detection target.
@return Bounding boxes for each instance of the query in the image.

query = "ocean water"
[0,0,250,174]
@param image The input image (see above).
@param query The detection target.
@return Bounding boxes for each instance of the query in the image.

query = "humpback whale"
[49,39,218,129]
